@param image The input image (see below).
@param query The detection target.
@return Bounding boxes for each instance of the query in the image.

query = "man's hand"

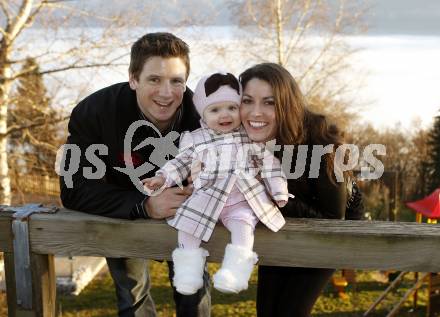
[144,186,193,219]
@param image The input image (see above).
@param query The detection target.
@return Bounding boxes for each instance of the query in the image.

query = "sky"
[65,0,440,34]
[41,0,440,131]
[367,0,440,35]
[351,0,440,130]
[121,0,440,130]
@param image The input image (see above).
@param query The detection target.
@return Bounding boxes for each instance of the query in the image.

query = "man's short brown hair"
[129,32,190,80]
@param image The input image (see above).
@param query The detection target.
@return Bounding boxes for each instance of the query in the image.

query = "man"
[60,32,210,317]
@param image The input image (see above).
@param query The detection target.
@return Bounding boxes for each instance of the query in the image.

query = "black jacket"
[279,146,347,220]
[60,82,200,219]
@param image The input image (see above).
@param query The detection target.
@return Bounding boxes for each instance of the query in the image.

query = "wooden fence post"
[4,252,17,317]
[4,252,56,317]
[30,253,56,317]
[1,205,57,317]
[428,272,440,316]
[3,205,440,316]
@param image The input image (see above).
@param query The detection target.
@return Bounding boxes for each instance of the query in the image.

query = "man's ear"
[128,73,138,90]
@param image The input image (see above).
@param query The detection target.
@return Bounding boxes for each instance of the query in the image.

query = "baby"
[144,71,288,295]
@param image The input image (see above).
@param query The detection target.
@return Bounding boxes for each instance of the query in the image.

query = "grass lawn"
[0,262,428,317]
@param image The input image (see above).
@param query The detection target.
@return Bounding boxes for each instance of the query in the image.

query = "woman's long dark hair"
[239,63,344,182]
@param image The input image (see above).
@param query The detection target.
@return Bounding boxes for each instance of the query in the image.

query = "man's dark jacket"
[60,82,200,219]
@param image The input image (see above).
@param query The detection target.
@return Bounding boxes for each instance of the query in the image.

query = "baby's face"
[203,101,241,133]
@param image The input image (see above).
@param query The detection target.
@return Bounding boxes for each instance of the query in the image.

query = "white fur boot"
[213,244,258,293]
[172,247,209,295]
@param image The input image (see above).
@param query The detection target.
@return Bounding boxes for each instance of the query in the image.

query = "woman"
[239,63,347,317]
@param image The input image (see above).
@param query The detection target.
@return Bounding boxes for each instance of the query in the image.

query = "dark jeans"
[106,258,211,317]
[257,266,334,317]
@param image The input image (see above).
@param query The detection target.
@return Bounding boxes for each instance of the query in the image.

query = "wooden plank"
[4,210,55,317]
[429,273,440,317]
[363,271,407,317]
[0,212,13,252]
[12,220,33,309]
[4,252,18,317]
[30,253,56,317]
[386,272,430,317]
[28,209,440,272]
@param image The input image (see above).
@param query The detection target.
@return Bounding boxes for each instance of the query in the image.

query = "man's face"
[129,56,187,131]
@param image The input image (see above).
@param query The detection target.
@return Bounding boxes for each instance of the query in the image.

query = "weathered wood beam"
[2,209,56,317]
[4,252,56,317]
[30,253,56,317]
[4,252,17,317]
[0,211,13,252]
[24,209,440,272]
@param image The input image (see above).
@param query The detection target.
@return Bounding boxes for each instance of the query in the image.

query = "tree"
[8,57,61,176]
[0,0,153,204]
[427,111,440,193]
[410,127,430,198]
[349,120,432,206]
[227,0,367,130]
[7,57,65,202]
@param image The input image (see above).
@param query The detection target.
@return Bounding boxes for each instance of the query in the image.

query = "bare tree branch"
[0,0,156,203]
[21,0,48,30]
[275,0,284,65]
[6,0,34,43]
[0,0,11,23]
[23,129,59,152]
[39,61,127,76]
[248,1,272,39]
[5,114,69,137]
[226,0,367,132]
[41,0,121,22]
[284,0,314,63]
[9,57,127,81]
[0,27,7,38]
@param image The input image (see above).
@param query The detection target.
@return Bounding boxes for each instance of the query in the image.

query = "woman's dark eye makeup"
[263,98,275,105]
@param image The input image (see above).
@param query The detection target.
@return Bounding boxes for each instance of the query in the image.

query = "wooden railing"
[1,206,440,317]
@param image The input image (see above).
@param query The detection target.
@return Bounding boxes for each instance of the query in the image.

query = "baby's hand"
[142,176,166,191]
[276,200,287,208]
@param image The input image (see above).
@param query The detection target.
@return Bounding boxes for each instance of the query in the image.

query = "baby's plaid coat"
[160,124,288,242]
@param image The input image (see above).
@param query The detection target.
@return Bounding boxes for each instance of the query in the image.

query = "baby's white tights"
[178,219,254,250]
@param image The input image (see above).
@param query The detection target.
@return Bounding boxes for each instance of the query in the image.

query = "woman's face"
[240,78,277,142]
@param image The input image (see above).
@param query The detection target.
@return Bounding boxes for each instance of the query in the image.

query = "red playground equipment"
[406,189,439,317]
[364,189,440,317]
[407,188,440,222]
